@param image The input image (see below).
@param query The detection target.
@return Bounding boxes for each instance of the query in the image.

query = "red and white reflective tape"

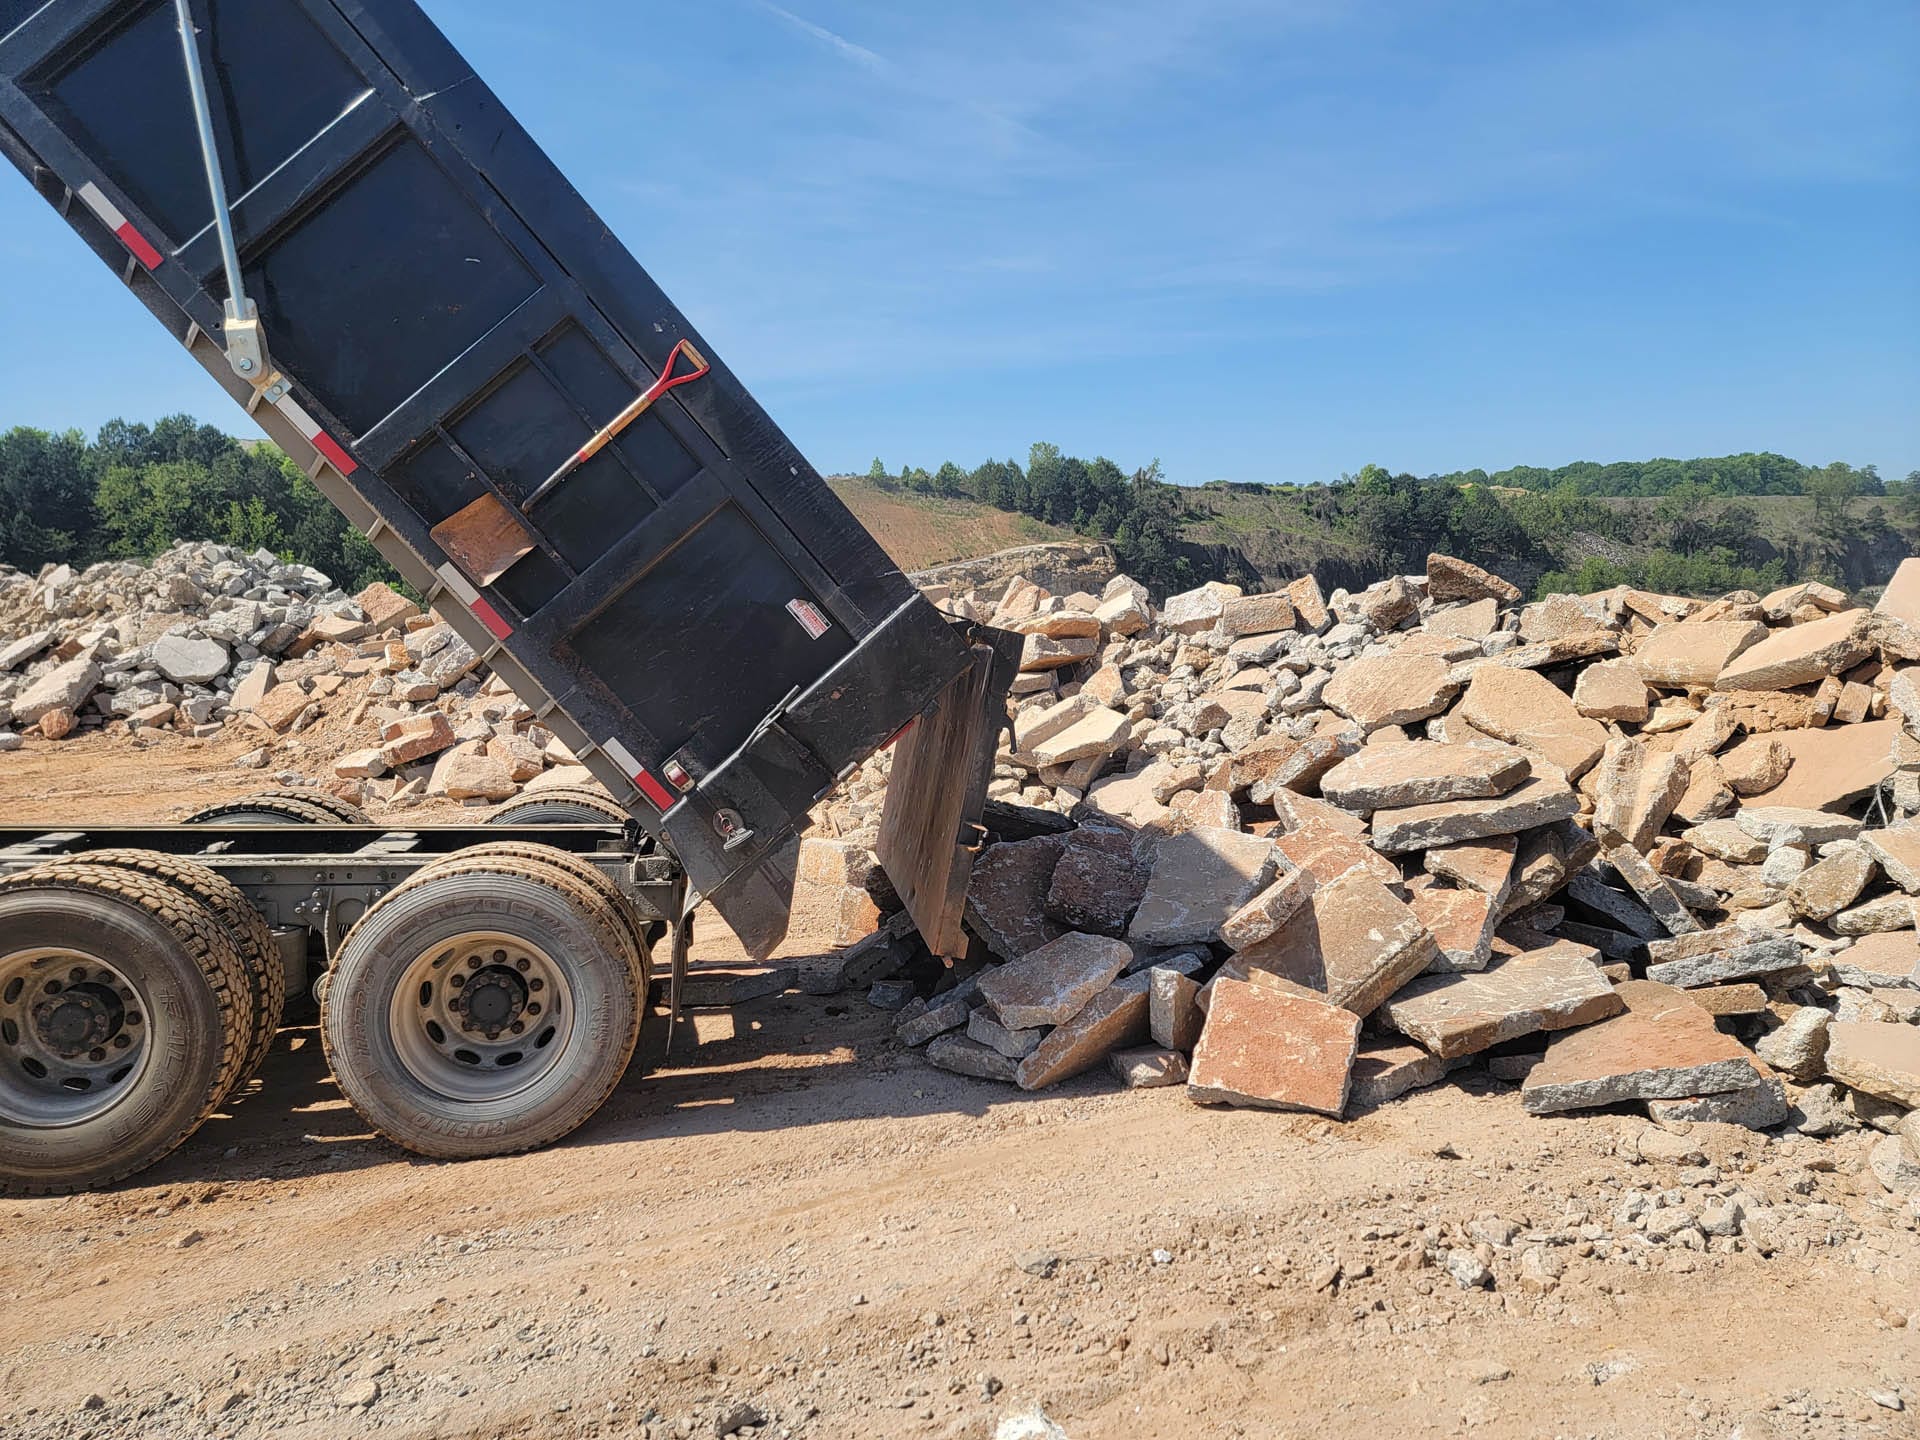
[77,182,162,270]
[272,393,359,477]
[434,562,513,641]
[603,738,678,812]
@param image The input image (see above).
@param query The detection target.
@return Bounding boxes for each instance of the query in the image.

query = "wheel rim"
[387,931,576,1103]
[0,947,152,1127]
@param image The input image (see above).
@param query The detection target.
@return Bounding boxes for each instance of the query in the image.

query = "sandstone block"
[1630,620,1767,688]
[1321,654,1458,732]
[1218,592,1295,638]
[1370,773,1580,855]
[965,834,1071,959]
[1128,826,1275,946]
[1457,665,1607,779]
[1823,1021,1920,1107]
[1572,660,1651,722]
[1235,867,1436,1017]
[1521,980,1765,1114]
[14,657,101,725]
[1714,609,1873,692]
[977,932,1133,1031]
[926,1033,1019,1083]
[1109,1045,1189,1088]
[1016,974,1152,1090]
[1320,740,1527,813]
[1186,978,1359,1116]
[1150,966,1205,1051]
[1426,552,1521,604]
[1348,1040,1449,1108]
[1382,941,1621,1058]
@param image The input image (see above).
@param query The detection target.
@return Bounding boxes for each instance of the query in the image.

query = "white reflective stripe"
[76,182,127,231]
[274,394,323,442]
[603,737,643,779]
[435,563,480,606]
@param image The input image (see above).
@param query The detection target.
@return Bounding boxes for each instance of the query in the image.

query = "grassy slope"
[831,476,1909,596]
[826,477,1074,571]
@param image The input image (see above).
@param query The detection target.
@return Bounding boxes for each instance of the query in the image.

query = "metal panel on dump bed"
[0,0,1009,956]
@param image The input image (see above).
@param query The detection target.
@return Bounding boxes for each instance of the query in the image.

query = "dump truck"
[0,0,1018,1194]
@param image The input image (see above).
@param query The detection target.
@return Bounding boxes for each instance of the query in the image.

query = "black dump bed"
[0,0,1013,956]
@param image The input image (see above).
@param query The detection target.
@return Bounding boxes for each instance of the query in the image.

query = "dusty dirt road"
[2,737,1918,1440]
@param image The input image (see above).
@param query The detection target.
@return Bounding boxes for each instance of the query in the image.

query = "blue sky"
[2,0,1915,485]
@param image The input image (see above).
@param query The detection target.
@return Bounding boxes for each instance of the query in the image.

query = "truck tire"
[321,861,642,1160]
[487,787,629,826]
[181,794,344,826]
[72,850,286,1096]
[0,864,251,1195]
[235,788,373,825]
[413,842,654,991]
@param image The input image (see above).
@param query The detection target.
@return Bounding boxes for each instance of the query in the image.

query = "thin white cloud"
[753,1,890,73]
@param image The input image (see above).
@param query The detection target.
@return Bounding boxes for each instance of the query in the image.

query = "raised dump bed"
[0,0,1012,956]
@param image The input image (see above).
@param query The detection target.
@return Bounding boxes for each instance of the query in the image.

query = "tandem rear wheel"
[320,846,651,1160]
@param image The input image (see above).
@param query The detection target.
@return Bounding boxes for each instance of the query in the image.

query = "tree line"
[865,448,1919,598]
[0,416,394,592]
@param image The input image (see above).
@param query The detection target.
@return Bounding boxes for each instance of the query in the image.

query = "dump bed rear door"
[0,0,997,954]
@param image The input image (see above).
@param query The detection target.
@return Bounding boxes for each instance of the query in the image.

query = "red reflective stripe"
[633,768,677,812]
[310,430,358,476]
[883,717,917,749]
[115,222,162,270]
[470,597,513,641]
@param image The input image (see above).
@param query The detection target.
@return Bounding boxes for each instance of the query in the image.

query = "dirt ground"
[2,738,1918,1440]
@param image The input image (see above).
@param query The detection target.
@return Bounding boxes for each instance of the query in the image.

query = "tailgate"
[0,0,974,954]
[876,624,1022,959]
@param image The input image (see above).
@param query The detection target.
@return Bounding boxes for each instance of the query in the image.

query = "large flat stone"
[1016,974,1152,1090]
[1186,978,1360,1116]
[1161,581,1244,635]
[1427,552,1522,604]
[1273,822,1402,888]
[1457,666,1608,780]
[965,834,1071,959]
[1733,806,1863,847]
[1830,931,1919,988]
[13,656,101,725]
[1235,867,1437,1016]
[1370,773,1580,855]
[1714,609,1873,692]
[1748,720,1898,811]
[1320,740,1528,812]
[1321,654,1459,732]
[1521,979,1765,1114]
[1876,557,1920,626]
[1127,826,1275,945]
[1646,1075,1791,1130]
[1043,828,1149,937]
[1382,942,1622,1058]
[151,633,230,684]
[977,932,1133,1030]
[1823,1021,1920,1107]
[1630,620,1768,688]
[1786,844,1876,920]
[1643,924,1803,988]
[926,1033,1019,1083]
[1572,660,1651,722]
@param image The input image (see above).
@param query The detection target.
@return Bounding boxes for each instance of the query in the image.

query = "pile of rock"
[0,543,581,807]
[870,553,1920,1200]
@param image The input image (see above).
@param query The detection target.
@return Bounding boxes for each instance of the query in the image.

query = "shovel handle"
[525,337,710,509]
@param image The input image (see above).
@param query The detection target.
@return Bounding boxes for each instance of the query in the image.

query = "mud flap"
[875,624,1022,959]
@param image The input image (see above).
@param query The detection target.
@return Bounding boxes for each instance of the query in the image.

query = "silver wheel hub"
[0,949,150,1127]
[389,932,574,1103]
